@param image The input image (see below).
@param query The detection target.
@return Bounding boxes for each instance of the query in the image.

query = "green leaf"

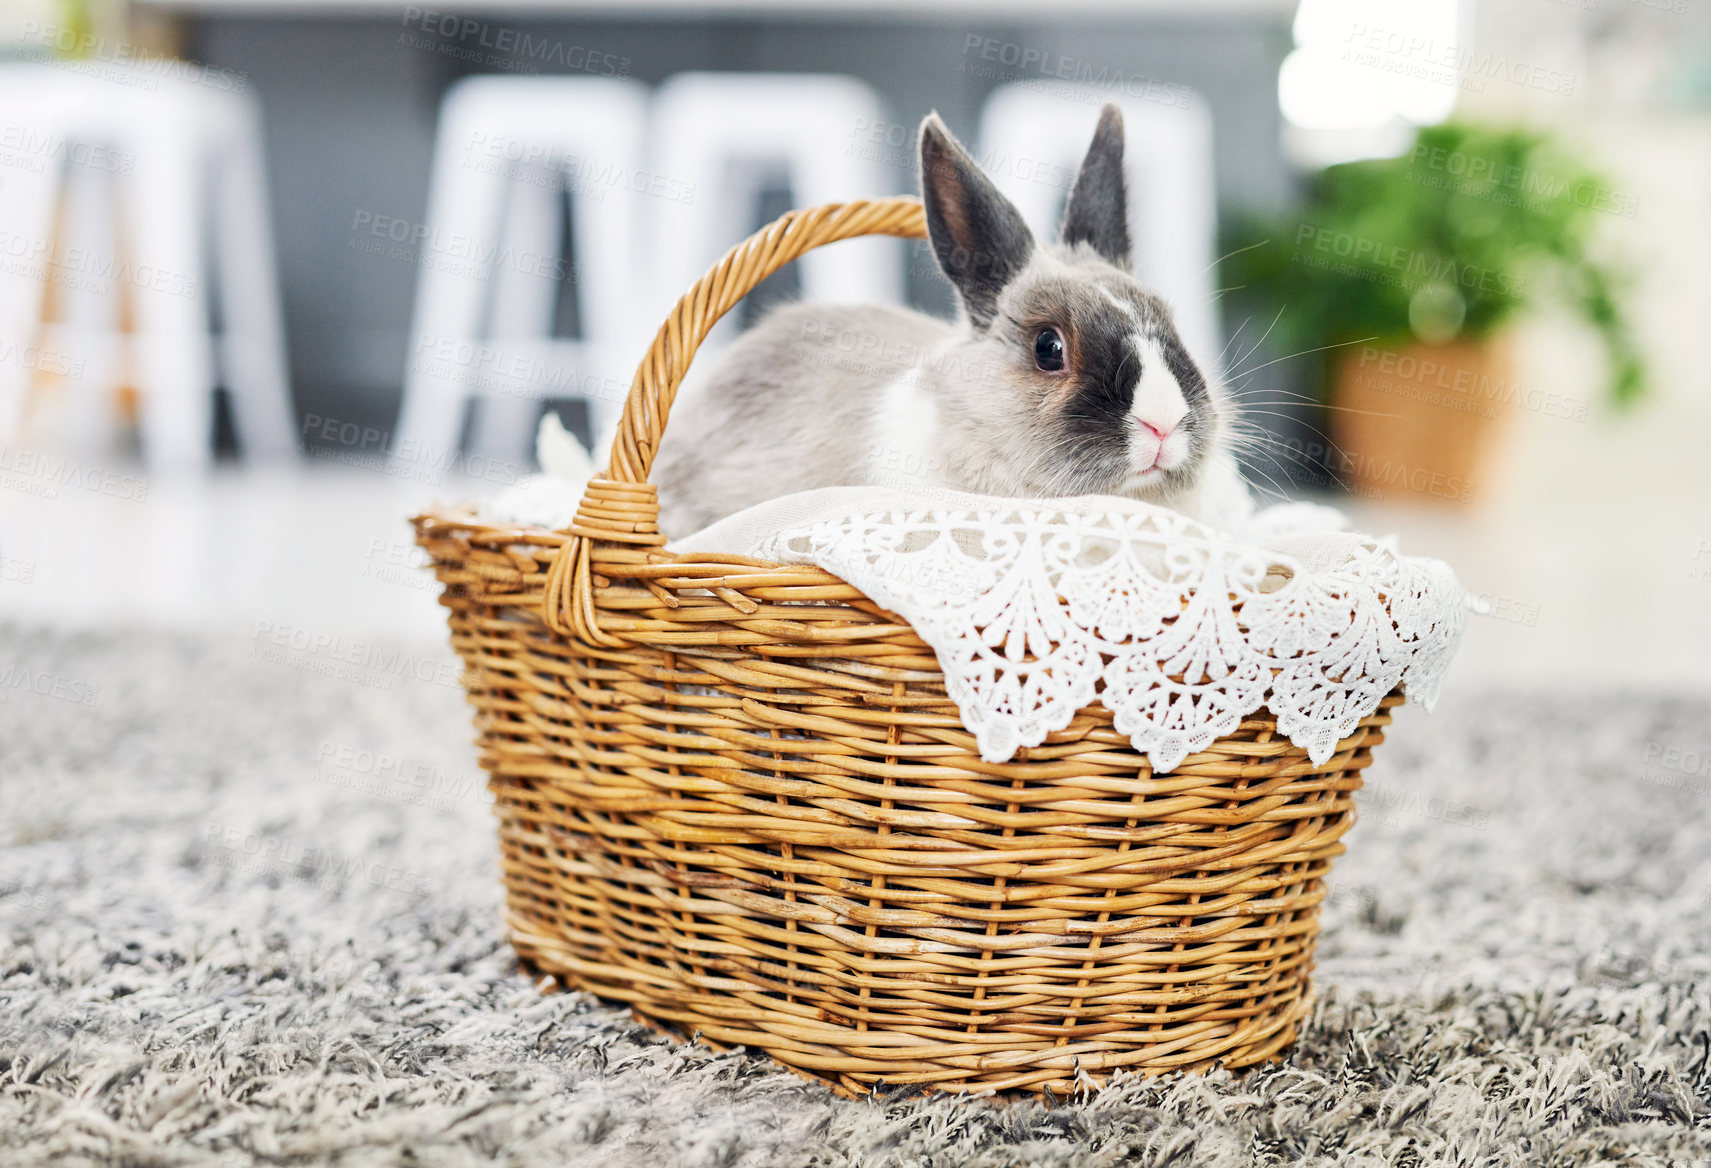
[1221,122,1645,408]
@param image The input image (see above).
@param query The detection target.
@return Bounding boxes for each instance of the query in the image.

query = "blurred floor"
[5,621,1709,1164]
[1347,492,1711,693]
[0,465,457,648]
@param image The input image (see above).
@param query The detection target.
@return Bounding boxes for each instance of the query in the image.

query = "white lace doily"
[691,489,1467,771]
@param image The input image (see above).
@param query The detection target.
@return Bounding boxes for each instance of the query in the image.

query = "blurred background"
[1,0,1707,691]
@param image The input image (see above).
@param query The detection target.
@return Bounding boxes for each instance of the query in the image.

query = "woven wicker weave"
[412,195,1396,1098]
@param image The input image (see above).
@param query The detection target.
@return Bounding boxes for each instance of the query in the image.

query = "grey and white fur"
[654,103,1246,538]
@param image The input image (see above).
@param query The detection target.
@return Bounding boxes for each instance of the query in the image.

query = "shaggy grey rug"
[3,623,1711,1167]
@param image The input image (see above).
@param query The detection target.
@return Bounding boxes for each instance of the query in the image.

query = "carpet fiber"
[4,624,1711,1167]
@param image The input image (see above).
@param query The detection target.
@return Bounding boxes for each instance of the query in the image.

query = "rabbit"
[653,102,1248,538]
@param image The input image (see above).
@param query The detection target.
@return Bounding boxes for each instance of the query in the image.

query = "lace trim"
[757,501,1464,770]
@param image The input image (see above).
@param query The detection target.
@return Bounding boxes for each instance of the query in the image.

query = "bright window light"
[1279,0,1462,161]
[1278,49,1395,130]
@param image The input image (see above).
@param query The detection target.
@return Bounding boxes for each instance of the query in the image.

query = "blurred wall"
[186,13,1297,449]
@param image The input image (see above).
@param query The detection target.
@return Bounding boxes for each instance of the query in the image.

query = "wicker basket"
[413,195,1396,1098]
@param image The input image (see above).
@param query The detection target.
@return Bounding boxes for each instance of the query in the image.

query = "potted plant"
[1223,123,1644,504]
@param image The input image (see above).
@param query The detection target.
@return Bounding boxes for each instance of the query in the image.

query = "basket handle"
[542,196,928,641]
[605,195,928,485]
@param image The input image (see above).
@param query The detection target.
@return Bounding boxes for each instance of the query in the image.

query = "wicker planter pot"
[1330,339,1513,506]
[414,196,1399,1098]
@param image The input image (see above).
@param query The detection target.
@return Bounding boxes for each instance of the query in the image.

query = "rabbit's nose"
[1136,419,1176,442]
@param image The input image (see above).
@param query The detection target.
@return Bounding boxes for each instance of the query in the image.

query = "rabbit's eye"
[1033,328,1066,372]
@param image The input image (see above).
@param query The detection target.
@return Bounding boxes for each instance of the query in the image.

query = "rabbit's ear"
[919,112,1034,329]
[1062,103,1131,269]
